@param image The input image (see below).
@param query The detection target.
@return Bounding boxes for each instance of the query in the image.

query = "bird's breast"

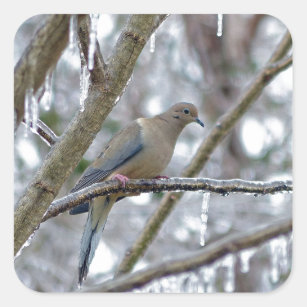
[112,118,176,179]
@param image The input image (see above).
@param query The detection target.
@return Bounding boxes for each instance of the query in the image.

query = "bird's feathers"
[78,196,114,286]
[70,122,143,215]
[71,102,204,285]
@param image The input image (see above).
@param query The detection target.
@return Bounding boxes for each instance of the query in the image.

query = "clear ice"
[88,14,100,70]
[239,248,256,273]
[24,87,38,135]
[80,64,90,112]
[69,15,78,51]
[217,14,223,37]
[41,71,53,111]
[150,32,156,53]
[200,192,210,246]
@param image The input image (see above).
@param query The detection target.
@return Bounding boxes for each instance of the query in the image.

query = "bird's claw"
[112,174,129,188]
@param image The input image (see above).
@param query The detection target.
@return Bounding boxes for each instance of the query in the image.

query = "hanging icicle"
[150,32,156,53]
[201,265,217,293]
[217,14,223,37]
[69,14,78,51]
[24,87,39,135]
[269,236,290,283]
[200,192,210,247]
[31,92,39,131]
[41,71,53,111]
[88,14,100,70]
[24,88,32,136]
[80,64,90,112]
[221,254,235,292]
[238,248,256,273]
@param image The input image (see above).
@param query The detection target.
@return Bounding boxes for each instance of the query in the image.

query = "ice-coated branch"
[22,119,59,146]
[14,15,169,256]
[85,218,292,292]
[115,30,293,277]
[14,15,86,132]
[77,15,106,83]
[41,178,292,223]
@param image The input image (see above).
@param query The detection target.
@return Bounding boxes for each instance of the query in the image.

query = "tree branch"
[14,15,86,132]
[86,218,292,292]
[14,14,167,256]
[115,30,293,277]
[41,178,292,223]
[268,31,292,64]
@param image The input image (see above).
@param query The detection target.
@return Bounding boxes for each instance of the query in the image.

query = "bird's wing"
[70,167,110,193]
[70,121,143,215]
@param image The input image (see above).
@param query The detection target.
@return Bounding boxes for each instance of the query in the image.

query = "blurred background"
[14,14,292,292]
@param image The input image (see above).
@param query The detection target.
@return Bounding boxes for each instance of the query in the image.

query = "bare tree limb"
[41,178,292,223]
[14,14,167,256]
[86,218,292,292]
[115,30,293,277]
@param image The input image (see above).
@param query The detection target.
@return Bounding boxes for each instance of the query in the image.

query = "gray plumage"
[71,102,204,286]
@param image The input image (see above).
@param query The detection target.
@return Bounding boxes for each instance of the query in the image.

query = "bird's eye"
[183,108,190,115]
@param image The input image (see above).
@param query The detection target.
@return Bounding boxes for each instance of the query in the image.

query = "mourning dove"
[70,102,204,286]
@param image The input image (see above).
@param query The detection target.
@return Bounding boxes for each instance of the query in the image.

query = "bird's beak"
[195,117,205,127]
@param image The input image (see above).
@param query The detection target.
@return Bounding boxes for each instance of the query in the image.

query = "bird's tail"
[78,196,113,287]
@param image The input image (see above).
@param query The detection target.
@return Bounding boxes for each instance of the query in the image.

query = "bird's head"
[167,102,204,128]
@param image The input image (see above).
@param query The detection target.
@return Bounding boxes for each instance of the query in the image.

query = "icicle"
[88,13,100,70]
[150,32,156,53]
[159,276,178,293]
[269,238,281,283]
[238,248,256,273]
[217,14,223,37]
[69,15,78,51]
[41,71,53,111]
[31,92,39,132]
[281,233,292,274]
[152,280,162,293]
[14,231,36,260]
[279,236,289,274]
[181,272,199,293]
[24,87,38,135]
[80,64,90,112]
[269,235,291,283]
[201,265,216,293]
[221,254,235,292]
[200,192,210,246]
[24,88,32,136]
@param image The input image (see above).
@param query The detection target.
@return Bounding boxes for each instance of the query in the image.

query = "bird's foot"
[154,175,170,180]
[112,174,129,188]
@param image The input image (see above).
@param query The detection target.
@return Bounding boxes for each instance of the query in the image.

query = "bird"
[69,102,204,286]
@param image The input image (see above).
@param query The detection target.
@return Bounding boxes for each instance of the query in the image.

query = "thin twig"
[115,30,293,277]
[268,31,292,64]
[86,218,292,292]
[22,119,58,146]
[41,178,292,223]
